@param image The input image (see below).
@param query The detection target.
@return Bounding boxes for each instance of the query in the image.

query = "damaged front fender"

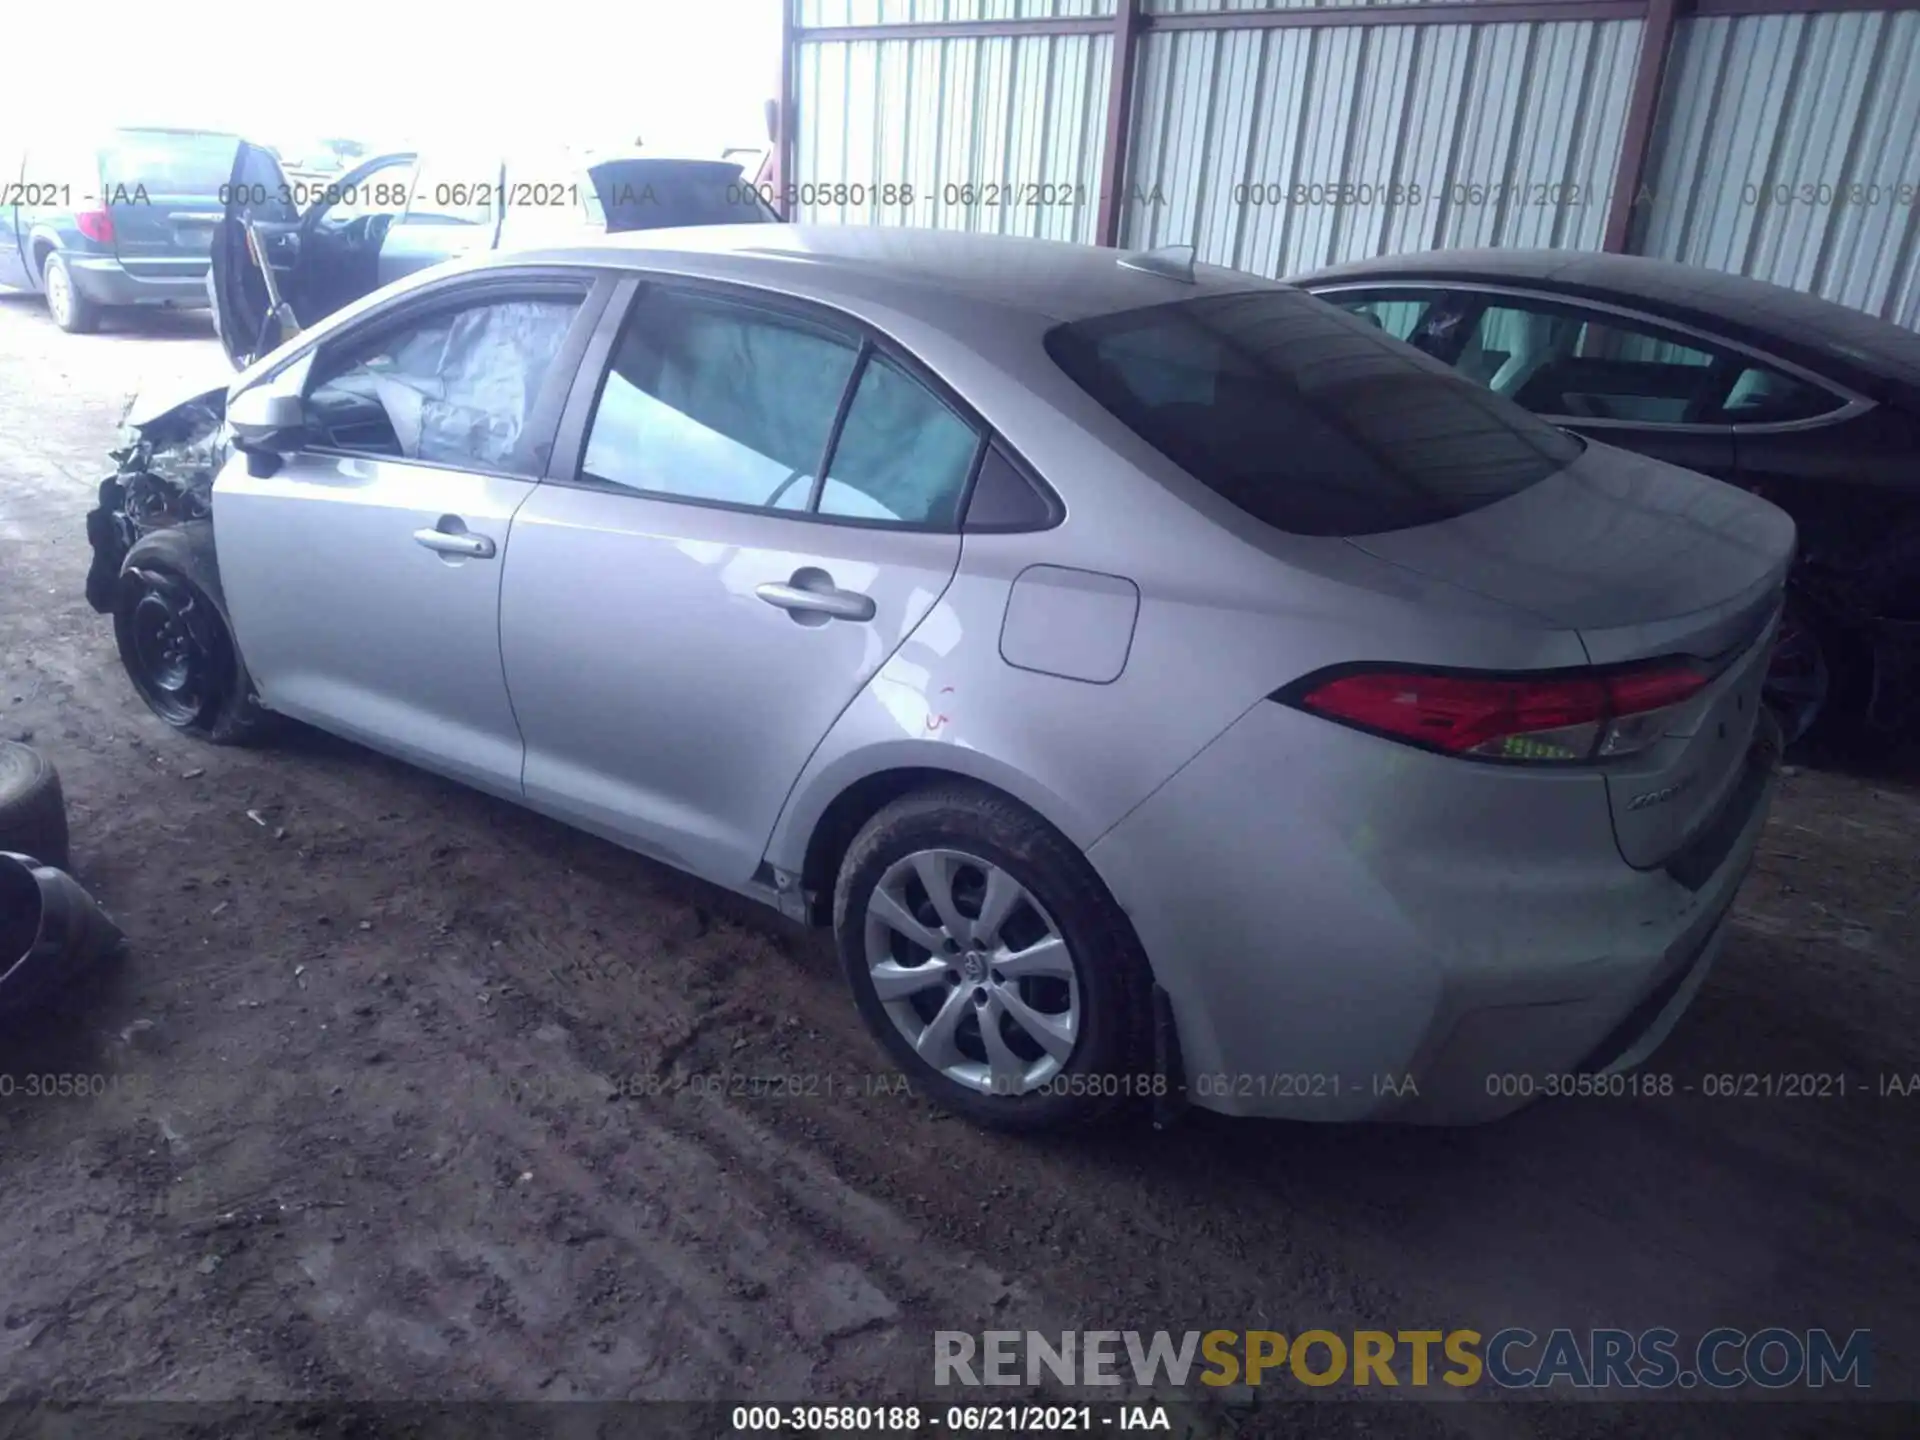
[84,386,229,615]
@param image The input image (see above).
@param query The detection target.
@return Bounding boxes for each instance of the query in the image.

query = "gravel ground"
[0,290,1915,1437]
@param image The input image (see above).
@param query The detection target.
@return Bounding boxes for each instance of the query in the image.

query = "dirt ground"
[0,291,1916,1437]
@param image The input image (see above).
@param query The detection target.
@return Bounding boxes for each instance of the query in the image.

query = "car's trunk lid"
[1347,440,1794,867]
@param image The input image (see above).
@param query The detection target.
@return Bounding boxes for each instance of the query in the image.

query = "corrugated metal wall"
[1636,9,1920,328]
[794,30,1112,239]
[800,1,1111,19]
[790,4,1920,326]
[1121,19,1642,273]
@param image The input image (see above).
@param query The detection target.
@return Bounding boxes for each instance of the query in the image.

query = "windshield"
[1046,288,1584,537]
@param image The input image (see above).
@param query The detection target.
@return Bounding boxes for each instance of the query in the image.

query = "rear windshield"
[1045,288,1584,537]
[102,130,239,195]
[590,161,778,231]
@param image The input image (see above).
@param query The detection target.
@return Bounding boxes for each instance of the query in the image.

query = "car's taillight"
[1280,661,1712,763]
[75,208,115,243]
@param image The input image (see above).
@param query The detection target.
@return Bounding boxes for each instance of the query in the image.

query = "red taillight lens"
[75,208,115,243]
[1287,662,1711,763]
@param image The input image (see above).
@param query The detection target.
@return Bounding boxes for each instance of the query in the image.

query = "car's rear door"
[1420,288,1740,482]
[499,275,982,886]
[100,128,234,280]
[215,270,612,796]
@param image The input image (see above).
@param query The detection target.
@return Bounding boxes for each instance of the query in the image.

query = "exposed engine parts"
[85,391,227,615]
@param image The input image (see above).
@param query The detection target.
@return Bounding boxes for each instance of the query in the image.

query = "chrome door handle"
[756,580,876,623]
[413,527,497,559]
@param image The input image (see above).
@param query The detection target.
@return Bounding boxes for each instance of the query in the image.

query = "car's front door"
[215,273,609,795]
[213,144,419,367]
[500,277,984,886]
[0,143,29,291]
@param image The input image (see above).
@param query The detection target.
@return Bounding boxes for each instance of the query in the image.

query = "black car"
[1295,249,1920,752]
[1,127,236,332]
[211,142,777,369]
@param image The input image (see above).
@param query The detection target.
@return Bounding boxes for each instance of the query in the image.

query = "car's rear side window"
[101,130,239,196]
[1045,289,1584,537]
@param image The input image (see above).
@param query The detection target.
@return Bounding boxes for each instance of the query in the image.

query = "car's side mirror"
[227,382,305,449]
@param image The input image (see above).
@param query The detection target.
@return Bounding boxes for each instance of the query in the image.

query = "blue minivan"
[0,128,237,333]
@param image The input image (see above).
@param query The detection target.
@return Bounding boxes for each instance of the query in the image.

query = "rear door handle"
[757,577,876,623]
[413,527,497,559]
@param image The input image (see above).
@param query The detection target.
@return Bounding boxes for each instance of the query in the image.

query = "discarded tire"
[0,741,69,871]
[0,852,124,1015]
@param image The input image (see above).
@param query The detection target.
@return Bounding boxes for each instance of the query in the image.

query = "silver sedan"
[87,226,1793,1129]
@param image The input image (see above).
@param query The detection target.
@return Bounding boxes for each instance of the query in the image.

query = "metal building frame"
[779,0,1920,254]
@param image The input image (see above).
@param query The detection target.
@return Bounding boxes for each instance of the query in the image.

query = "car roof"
[1294,247,1920,402]
[475,224,1278,324]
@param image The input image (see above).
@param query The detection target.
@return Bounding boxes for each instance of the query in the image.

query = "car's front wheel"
[42,253,100,334]
[833,783,1152,1130]
[113,558,272,745]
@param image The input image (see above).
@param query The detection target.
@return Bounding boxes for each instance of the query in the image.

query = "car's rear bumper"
[65,256,210,308]
[1088,700,1781,1124]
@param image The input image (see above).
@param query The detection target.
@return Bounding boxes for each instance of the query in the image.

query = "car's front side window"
[309,156,417,227]
[400,155,496,228]
[304,291,584,473]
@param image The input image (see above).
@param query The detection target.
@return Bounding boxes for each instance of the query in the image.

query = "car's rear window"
[1045,288,1584,537]
[102,130,239,195]
[590,161,778,231]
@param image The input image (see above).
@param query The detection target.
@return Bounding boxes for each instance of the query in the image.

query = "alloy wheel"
[863,848,1081,1096]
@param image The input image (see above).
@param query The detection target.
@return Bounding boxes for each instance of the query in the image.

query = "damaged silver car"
[84,228,1791,1135]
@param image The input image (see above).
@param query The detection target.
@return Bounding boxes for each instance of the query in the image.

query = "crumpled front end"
[85,388,228,614]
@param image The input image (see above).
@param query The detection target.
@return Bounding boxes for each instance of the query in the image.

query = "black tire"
[833,783,1153,1131]
[42,252,101,334]
[113,559,273,746]
[0,742,69,870]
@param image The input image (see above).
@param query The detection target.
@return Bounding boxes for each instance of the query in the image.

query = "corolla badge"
[1627,771,1698,811]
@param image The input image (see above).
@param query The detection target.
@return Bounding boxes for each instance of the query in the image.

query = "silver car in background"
[88,227,1792,1130]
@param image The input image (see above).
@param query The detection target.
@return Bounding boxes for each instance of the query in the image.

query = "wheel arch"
[119,520,232,619]
[779,747,1124,933]
[29,232,59,283]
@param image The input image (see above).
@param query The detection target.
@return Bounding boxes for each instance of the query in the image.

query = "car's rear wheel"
[42,253,100,334]
[1767,597,1867,755]
[833,784,1152,1130]
[113,561,271,745]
